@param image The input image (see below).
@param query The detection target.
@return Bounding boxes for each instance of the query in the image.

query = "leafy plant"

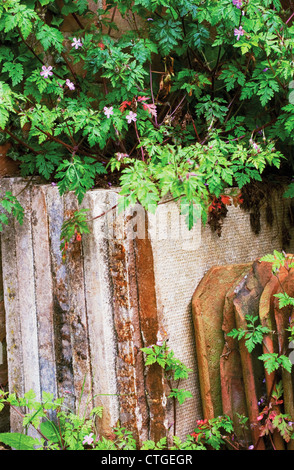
[258,353,292,374]
[227,314,271,353]
[0,387,215,450]
[1,0,294,240]
[141,341,192,405]
[141,340,192,437]
[59,208,90,260]
[190,416,236,450]
[0,190,24,231]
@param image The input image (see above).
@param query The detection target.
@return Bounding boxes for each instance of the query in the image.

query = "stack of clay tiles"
[192,257,294,450]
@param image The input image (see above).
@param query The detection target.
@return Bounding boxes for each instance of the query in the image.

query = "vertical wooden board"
[1,179,24,432]
[106,191,150,444]
[0,241,7,385]
[133,218,168,443]
[63,192,93,416]
[0,240,10,432]
[44,185,75,411]
[14,182,41,406]
[81,190,120,436]
[31,185,58,402]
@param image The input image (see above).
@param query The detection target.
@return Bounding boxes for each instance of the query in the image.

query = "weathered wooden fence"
[0,177,293,445]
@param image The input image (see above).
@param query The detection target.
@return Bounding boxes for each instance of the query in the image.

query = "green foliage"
[0,433,40,451]
[141,341,192,405]
[0,388,210,450]
[170,434,205,450]
[190,415,235,450]
[112,426,137,450]
[0,190,24,231]
[60,208,90,259]
[260,250,289,272]
[227,314,270,353]
[271,414,294,443]
[169,388,193,405]
[140,437,168,450]
[56,157,107,204]
[258,353,292,374]
[1,0,294,236]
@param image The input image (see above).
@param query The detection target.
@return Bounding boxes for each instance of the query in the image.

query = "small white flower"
[40,65,53,79]
[83,433,94,445]
[65,79,75,90]
[126,111,137,124]
[71,37,83,49]
[234,26,244,41]
[103,106,114,118]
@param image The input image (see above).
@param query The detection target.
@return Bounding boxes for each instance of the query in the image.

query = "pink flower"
[71,37,83,49]
[83,433,94,445]
[232,0,243,8]
[251,141,261,153]
[137,96,149,102]
[103,106,114,118]
[234,26,244,40]
[65,79,75,90]
[40,65,53,78]
[186,172,198,180]
[126,111,137,124]
[116,152,128,161]
[142,102,157,118]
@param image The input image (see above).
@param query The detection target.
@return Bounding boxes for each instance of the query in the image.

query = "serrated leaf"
[0,432,40,450]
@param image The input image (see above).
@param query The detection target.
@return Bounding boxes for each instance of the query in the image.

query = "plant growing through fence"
[141,340,192,436]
